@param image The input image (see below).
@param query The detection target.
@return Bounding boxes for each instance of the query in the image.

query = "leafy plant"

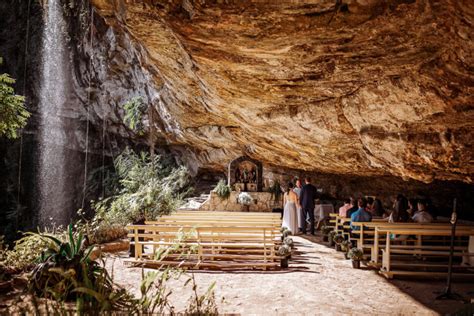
[0,57,30,139]
[282,228,293,238]
[321,224,332,235]
[340,240,351,252]
[213,179,231,200]
[268,180,282,202]
[333,234,344,244]
[122,97,146,134]
[284,237,294,248]
[0,233,50,273]
[92,149,191,227]
[347,247,364,261]
[277,244,291,257]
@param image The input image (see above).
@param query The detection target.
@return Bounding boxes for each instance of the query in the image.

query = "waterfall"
[38,0,71,228]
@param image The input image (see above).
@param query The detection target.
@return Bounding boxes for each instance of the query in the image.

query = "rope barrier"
[81,5,94,209]
[17,0,33,227]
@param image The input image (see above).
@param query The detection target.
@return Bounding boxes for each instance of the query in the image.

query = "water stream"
[37,0,70,228]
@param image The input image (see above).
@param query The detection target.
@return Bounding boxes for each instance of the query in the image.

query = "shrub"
[347,247,364,261]
[0,233,50,273]
[92,149,191,226]
[213,180,231,200]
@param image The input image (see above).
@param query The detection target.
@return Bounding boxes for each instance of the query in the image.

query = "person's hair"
[287,182,294,193]
[408,198,418,210]
[344,198,351,204]
[358,197,367,208]
[304,177,311,183]
[417,199,427,210]
[373,199,385,216]
[367,197,374,206]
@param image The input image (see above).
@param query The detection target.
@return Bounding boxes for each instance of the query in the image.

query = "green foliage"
[0,57,29,139]
[122,97,146,134]
[347,247,364,261]
[92,148,191,227]
[277,244,291,257]
[333,234,344,244]
[340,240,351,252]
[0,233,50,273]
[213,180,231,200]
[268,180,282,202]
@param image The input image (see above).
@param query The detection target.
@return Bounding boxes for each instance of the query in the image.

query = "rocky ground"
[106,235,473,315]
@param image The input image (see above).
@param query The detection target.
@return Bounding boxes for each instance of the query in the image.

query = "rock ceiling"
[91,0,473,183]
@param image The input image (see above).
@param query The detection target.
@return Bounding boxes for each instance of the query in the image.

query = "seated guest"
[413,199,433,223]
[389,194,410,223]
[350,197,372,230]
[366,196,375,213]
[338,198,352,217]
[346,198,359,218]
[407,198,417,217]
[372,198,385,217]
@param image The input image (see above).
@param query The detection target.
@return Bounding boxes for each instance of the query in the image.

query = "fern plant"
[213,180,231,200]
[122,97,146,134]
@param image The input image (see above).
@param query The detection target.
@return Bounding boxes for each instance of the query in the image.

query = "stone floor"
[106,235,473,315]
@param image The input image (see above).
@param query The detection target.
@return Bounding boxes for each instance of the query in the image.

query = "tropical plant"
[213,179,231,200]
[237,192,253,205]
[347,247,364,261]
[268,180,282,202]
[0,57,30,139]
[92,149,191,227]
[333,234,344,244]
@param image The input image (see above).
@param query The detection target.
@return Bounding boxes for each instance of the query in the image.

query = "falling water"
[38,0,70,228]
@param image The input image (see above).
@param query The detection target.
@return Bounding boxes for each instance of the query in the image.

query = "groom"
[299,177,318,235]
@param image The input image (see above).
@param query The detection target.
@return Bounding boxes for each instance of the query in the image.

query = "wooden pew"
[125,224,284,270]
[377,226,474,279]
[350,222,470,264]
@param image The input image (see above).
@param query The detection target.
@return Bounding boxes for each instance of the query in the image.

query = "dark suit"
[300,183,318,234]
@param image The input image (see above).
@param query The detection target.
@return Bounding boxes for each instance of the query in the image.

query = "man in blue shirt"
[350,197,372,230]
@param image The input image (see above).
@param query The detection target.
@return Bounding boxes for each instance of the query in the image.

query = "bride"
[282,182,300,234]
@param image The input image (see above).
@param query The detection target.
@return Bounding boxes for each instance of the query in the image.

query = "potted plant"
[321,225,332,242]
[347,247,364,268]
[237,192,253,212]
[333,234,344,251]
[328,231,336,247]
[278,244,291,268]
[341,240,351,259]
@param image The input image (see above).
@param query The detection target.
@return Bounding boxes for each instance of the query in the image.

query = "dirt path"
[107,236,472,315]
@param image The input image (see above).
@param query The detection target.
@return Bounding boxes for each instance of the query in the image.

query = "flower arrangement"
[348,247,364,261]
[282,228,292,238]
[237,192,253,205]
[321,224,332,235]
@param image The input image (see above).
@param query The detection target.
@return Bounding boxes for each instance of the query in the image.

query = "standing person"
[282,182,300,234]
[299,177,318,235]
[293,178,304,233]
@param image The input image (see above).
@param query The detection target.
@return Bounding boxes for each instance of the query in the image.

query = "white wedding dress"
[282,194,299,234]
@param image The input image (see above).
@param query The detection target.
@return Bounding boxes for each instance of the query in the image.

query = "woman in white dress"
[282,182,300,234]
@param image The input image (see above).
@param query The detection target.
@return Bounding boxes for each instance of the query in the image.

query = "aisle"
[107,236,470,315]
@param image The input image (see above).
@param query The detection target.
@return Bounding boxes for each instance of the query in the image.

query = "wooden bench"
[350,222,470,264]
[376,226,474,279]
[125,212,285,270]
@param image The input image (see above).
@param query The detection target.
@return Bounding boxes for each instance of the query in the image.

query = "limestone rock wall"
[90,0,474,183]
[200,191,282,212]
